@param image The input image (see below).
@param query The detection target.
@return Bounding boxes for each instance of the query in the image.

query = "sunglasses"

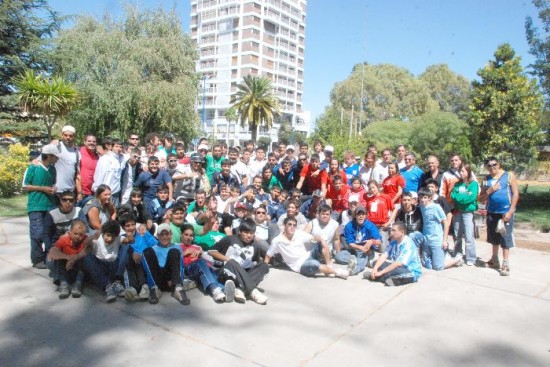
[168,160,177,163]
[255,211,266,214]
[61,198,75,203]
[486,163,498,168]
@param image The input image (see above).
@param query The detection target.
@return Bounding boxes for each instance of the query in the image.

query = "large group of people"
[22,125,520,305]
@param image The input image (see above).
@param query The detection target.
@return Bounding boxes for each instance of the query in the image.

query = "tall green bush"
[0,143,29,197]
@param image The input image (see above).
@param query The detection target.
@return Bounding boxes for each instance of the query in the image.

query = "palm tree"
[231,75,280,142]
[14,70,79,140]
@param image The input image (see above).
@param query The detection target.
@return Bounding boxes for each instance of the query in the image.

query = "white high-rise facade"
[190,0,310,146]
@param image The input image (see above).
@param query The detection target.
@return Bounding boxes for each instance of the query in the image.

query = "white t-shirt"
[310,218,339,252]
[267,230,315,272]
[92,236,121,262]
[55,142,80,193]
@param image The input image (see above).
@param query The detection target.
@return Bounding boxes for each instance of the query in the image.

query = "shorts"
[486,212,515,249]
[299,243,324,276]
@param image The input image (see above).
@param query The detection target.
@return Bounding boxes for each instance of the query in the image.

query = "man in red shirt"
[79,134,99,204]
[325,174,350,218]
[47,220,93,299]
[296,154,328,199]
[365,180,394,251]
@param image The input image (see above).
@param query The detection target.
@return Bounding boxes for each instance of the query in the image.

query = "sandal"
[499,265,510,276]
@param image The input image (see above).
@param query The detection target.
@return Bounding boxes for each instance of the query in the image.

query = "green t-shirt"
[170,221,182,243]
[195,231,227,250]
[262,175,283,192]
[23,163,57,212]
[205,154,223,183]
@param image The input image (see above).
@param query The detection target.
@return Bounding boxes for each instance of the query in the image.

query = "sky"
[48,0,542,121]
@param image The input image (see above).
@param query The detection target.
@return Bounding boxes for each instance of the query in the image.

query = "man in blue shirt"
[400,152,424,193]
[364,221,422,286]
[335,205,382,276]
[134,156,173,210]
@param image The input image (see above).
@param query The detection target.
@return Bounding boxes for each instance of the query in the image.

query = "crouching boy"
[141,223,190,305]
[363,222,422,286]
[47,220,90,299]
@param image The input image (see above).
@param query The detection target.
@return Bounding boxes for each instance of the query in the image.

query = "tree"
[14,70,79,140]
[408,111,472,164]
[0,0,62,97]
[231,75,281,142]
[419,64,471,117]
[52,6,200,141]
[526,0,550,103]
[469,43,544,170]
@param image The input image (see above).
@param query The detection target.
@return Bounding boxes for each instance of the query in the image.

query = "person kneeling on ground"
[47,220,92,299]
[364,221,422,286]
[266,217,350,279]
[208,218,269,305]
[142,223,190,305]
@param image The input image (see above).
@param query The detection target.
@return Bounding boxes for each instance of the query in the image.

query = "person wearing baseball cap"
[141,222,190,305]
[23,144,61,269]
[335,201,382,276]
[56,125,81,198]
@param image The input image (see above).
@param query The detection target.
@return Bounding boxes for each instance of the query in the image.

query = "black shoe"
[149,286,160,304]
[385,276,414,286]
[173,286,190,305]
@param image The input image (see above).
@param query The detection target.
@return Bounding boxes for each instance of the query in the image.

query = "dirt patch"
[518,180,550,187]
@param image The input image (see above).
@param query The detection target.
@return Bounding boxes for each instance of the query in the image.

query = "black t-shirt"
[211,235,262,269]
[434,195,452,215]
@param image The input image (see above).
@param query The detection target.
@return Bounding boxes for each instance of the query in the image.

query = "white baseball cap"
[42,144,61,157]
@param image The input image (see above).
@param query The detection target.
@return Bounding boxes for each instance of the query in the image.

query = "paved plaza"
[0,216,549,366]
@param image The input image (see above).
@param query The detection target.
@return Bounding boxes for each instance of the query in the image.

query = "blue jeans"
[51,259,84,284]
[421,240,445,271]
[334,248,372,275]
[409,231,425,248]
[299,243,324,276]
[453,212,476,263]
[375,261,415,283]
[186,259,223,291]
[82,254,124,289]
[28,211,52,265]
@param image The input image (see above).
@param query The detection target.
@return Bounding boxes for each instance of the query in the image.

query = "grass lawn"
[516,185,550,232]
[0,194,27,217]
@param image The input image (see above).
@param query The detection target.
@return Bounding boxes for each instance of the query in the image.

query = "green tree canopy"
[0,0,61,97]
[231,75,281,142]
[52,6,200,141]
[526,0,550,103]
[14,69,79,140]
[469,43,544,170]
[419,64,471,117]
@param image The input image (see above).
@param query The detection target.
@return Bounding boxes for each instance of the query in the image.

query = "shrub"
[0,144,30,198]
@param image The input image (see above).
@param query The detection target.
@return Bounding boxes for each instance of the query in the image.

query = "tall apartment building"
[190,0,310,147]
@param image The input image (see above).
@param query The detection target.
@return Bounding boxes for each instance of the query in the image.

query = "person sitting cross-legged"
[266,217,350,279]
[208,218,269,305]
[363,221,422,286]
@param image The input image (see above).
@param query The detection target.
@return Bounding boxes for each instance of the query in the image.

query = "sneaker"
[385,276,415,287]
[454,255,464,267]
[250,288,268,305]
[335,268,349,279]
[465,261,474,266]
[234,288,246,304]
[362,269,372,279]
[172,284,191,305]
[212,287,225,303]
[500,265,510,276]
[149,286,160,304]
[33,261,48,269]
[105,283,117,303]
[59,281,71,300]
[224,280,235,303]
[485,257,501,269]
[182,279,198,291]
[347,255,357,276]
[72,281,83,298]
[112,280,126,297]
[139,284,150,300]
[124,286,139,302]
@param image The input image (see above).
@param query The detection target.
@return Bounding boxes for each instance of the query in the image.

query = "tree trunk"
[250,123,258,143]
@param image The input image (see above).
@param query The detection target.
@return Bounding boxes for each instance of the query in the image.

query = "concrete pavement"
[0,216,549,366]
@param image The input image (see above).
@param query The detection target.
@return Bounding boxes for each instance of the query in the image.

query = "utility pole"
[349,103,354,141]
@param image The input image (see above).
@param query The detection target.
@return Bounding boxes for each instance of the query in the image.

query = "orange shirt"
[55,234,87,255]
[366,193,394,226]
